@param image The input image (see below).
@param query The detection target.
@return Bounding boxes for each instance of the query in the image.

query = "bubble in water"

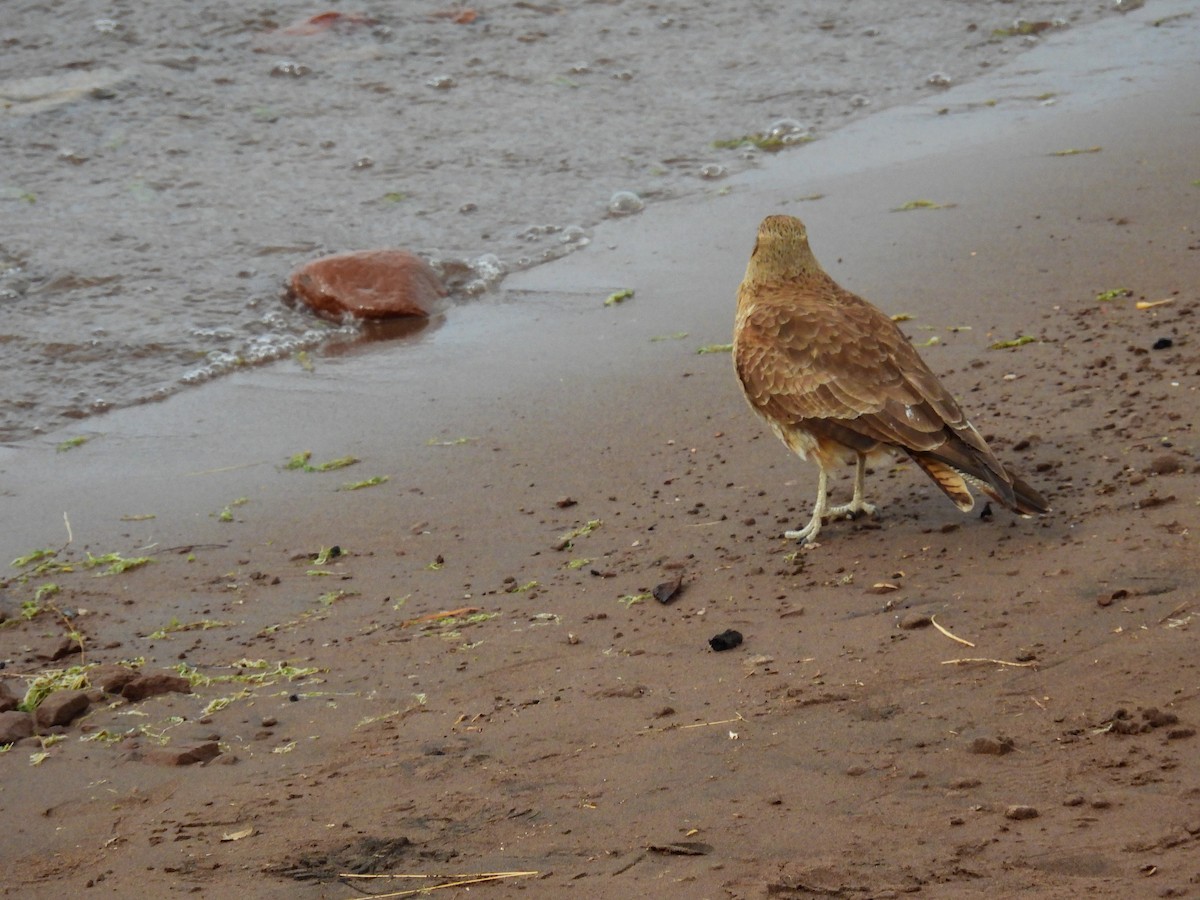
[768,118,807,139]
[462,253,507,296]
[607,190,644,216]
[93,18,119,34]
[568,63,591,75]
[611,71,634,82]
[426,75,456,89]
[520,224,560,241]
[559,225,590,246]
[271,60,311,78]
[849,94,870,109]
[926,71,952,88]
[353,157,374,170]
[767,118,812,145]
[459,202,478,214]
[699,164,726,180]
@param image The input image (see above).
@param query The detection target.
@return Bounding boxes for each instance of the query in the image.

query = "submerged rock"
[288,249,447,320]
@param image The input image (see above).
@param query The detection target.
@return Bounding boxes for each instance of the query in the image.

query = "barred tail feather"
[910,455,975,512]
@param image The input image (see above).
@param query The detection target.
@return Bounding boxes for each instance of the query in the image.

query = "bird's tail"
[909,443,1050,517]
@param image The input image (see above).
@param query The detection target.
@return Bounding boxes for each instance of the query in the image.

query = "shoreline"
[2,4,1199,896]
[0,0,1133,441]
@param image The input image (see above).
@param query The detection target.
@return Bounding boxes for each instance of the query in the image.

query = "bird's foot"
[827,500,877,522]
[784,517,823,544]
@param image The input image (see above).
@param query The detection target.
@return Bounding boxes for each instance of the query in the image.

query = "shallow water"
[0,1,1121,441]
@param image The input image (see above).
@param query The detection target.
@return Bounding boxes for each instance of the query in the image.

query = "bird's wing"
[735,279,972,454]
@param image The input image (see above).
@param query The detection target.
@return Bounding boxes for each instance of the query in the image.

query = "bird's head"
[743,214,824,284]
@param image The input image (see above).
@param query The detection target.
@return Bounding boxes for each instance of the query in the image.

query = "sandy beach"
[2,3,1199,897]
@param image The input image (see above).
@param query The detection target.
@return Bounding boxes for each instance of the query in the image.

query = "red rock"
[288,249,447,320]
[121,672,193,701]
[0,680,19,713]
[0,710,34,743]
[143,742,221,766]
[34,689,89,728]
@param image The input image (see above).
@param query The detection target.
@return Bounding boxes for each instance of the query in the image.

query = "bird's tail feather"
[910,445,1050,517]
[909,456,975,512]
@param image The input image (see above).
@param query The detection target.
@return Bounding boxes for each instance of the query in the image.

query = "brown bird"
[733,214,1049,543]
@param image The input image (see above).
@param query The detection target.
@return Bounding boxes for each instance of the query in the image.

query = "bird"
[732,214,1049,544]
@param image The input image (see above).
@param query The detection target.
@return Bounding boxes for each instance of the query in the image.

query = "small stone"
[121,672,193,701]
[0,710,35,744]
[143,741,221,766]
[1142,708,1178,728]
[898,612,932,630]
[0,681,19,713]
[708,629,743,652]
[1063,795,1085,807]
[969,736,1015,756]
[1147,454,1184,475]
[49,636,84,661]
[34,689,90,728]
[1166,727,1196,740]
[88,664,138,694]
[287,249,447,320]
[1005,805,1039,820]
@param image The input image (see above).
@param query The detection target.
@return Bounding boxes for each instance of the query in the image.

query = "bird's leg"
[785,467,828,542]
[827,454,877,520]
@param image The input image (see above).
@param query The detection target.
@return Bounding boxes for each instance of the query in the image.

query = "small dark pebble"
[1143,708,1178,728]
[898,612,932,630]
[1151,337,1173,350]
[652,575,684,605]
[708,629,743,652]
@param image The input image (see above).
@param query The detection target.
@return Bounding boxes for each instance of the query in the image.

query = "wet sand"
[2,4,1199,897]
